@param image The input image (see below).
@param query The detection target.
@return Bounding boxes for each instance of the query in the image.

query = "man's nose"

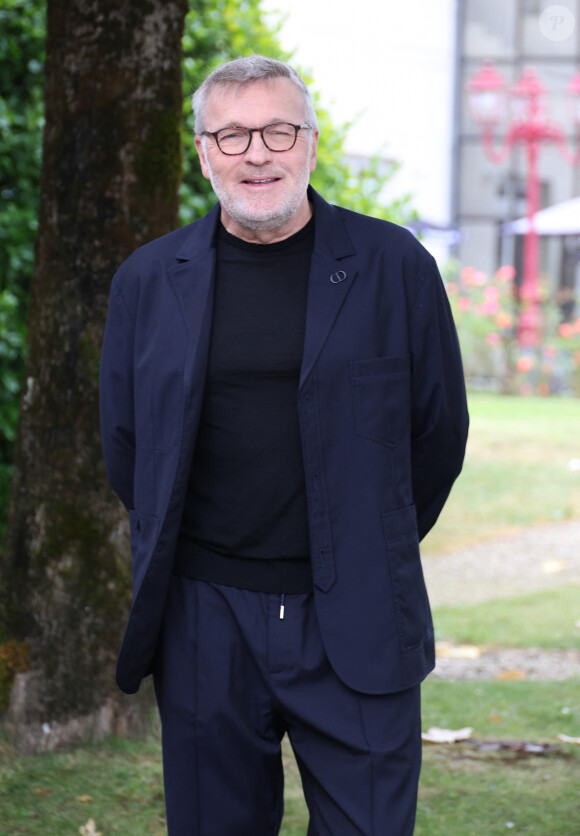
[244,130,272,163]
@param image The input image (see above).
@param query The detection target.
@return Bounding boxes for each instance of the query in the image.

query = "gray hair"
[192,55,318,134]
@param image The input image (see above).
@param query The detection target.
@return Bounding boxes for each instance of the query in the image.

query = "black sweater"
[175,218,315,593]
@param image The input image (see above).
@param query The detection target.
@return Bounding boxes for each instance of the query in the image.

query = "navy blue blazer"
[100,187,468,696]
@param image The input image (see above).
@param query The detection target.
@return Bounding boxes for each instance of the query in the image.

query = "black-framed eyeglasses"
[201,122,312,155]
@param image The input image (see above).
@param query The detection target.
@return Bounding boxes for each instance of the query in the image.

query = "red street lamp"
[467,61,580,347]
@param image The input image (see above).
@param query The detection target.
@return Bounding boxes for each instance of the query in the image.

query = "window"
[463,0,517,58]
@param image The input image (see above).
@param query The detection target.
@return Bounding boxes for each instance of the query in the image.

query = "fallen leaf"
[34,787,52,795]
[488,715,503,723]
[496,669,525,681]
[541,559,566,574]
[76,795,93,803]
[422,726,473,743]
[558,733,580,745]
[79,820,102,836]
[436,641,481,659]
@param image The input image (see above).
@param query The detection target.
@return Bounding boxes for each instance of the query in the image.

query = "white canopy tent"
[501,196,580,236]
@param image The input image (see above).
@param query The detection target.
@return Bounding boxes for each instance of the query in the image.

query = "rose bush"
[444,262,580,396]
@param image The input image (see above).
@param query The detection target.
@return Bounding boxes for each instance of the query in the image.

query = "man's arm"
[99,277,136,511]
[409,252,469,541]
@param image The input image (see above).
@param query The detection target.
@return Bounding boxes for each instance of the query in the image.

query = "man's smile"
[240,176,282,186]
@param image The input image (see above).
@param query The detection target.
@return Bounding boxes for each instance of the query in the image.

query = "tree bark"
[0,0,188,752]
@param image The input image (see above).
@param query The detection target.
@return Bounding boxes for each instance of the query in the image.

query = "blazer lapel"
[300,189,358,390]
[163,194,358,394]
[167,205,220,396]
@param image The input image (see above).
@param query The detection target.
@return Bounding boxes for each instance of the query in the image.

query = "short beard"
[204,142,312,234]
[216,201,301,233]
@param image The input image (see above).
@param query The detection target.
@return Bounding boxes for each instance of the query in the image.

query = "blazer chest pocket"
[350,355,411,447]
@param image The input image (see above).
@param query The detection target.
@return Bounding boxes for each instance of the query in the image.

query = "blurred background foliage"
[180,0,412,223]
[442,261,580,397]
[0,0,412,545]
[0,0,45,541]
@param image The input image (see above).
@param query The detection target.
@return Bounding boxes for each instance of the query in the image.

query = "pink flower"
[517,355,534,373]
[461,266,487,286]
[486,332,501,346]
[446,282,458,296]
[520,383,534,396]
[559,322,574,339]
[484,285,500,301]
[495,265,516,283]
[537,383,550,397]
[479,301,499,315]
[543,344,558,359]
[458,297,471,312]
[472,270,487,286]
[520,284,539,302]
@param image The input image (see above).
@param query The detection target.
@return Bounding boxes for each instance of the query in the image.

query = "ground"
[423,519,580,681]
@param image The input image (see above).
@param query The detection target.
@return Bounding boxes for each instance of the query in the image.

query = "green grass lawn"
[417,740,580,836]
[2,392,580,834]
[422,392,580,554]
[0,736,167,835]
[417,681,580,836]
[2,681,578,835]
[433,584,580,649]
[282,680,580,835]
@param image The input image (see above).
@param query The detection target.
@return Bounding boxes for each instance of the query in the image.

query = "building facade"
[453,0,580,304]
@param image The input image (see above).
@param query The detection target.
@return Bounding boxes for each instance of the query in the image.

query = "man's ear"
[309,130,319,174]
[194,136,211,181]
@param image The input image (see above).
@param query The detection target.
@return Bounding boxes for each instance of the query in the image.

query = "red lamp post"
[467,62,580,346]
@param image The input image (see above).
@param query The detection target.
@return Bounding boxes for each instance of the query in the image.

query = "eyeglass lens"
[217,123,298,154]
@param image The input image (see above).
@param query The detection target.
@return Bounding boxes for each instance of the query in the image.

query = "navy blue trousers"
[153,577,422,836]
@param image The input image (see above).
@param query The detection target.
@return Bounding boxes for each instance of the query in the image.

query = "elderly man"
[100,55,468,836]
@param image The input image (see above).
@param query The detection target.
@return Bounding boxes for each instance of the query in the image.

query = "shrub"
[444,262,580,396]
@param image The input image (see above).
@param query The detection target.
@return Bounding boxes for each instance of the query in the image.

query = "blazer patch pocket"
[381,505,430,653]
[350,355,411,447]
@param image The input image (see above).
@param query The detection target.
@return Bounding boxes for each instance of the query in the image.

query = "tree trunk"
[0,0,188,753]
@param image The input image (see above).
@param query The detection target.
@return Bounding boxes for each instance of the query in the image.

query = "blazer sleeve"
[99,275,136,511]
[408,250,469,541]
